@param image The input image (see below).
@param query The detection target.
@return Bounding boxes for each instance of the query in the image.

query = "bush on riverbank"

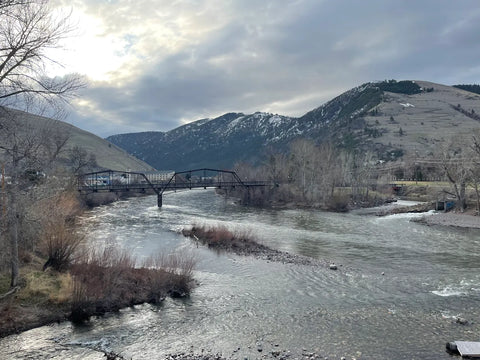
[41,221,84,272]
[1,246,196,334]
[69,248,196,323]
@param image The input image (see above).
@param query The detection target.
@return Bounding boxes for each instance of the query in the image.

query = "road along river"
[2,189,480,359]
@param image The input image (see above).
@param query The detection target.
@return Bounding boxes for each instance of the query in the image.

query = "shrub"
[39,191,84,272]
[70,247,138,319]
[326,193,350,212]
[41,221,83,272]
[183,224,259,251]
[70,247,196,322]
[144,251,196,299]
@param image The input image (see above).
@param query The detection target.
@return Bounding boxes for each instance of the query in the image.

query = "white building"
[143,170,175,183]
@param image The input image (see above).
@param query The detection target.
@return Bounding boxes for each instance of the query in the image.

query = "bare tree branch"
[0,0,84,107]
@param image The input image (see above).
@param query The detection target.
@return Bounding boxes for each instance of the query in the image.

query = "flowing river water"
[2,190,480,359]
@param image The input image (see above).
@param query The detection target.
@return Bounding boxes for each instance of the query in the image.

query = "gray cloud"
[63,0,480,137]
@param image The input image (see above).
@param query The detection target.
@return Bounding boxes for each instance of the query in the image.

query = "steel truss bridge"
[77,168,272,207]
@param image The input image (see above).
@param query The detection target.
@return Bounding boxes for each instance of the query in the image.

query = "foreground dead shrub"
[143,252,196,299]
[41,222,83,272]
[70,247,196,323]
[40,191,84,272]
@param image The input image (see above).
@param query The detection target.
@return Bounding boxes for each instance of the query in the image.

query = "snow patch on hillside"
[269,115,284,126]
[225,115,247,134]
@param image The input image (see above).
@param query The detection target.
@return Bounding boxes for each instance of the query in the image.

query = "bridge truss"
[77,168,271,207]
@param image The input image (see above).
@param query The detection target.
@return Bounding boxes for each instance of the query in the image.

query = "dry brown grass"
[143,251,196,299]
[41,221,84,271]
[0,264,73,337]
[39,191,85,272]
[69,247,196,323]
[17,270,73,305]
[182,224,260,251]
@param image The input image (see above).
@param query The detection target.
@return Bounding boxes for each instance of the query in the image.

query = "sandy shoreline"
[415,212,480,229]
[370,200,480,229]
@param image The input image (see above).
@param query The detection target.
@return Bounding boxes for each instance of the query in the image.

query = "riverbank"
[368,198,480,229]
[414,212,480,228]
[0,259,71,338]
[0,298,69,338]
[0,250,195,338]
[163,348,327,360]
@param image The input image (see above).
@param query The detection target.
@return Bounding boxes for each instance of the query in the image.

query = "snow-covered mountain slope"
[107,80,480,171]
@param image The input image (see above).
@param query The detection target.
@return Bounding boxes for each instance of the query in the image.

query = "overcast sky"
[49,0,480,137]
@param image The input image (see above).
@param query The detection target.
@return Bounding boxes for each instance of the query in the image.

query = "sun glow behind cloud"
[48,2,136,82]
[49,0,235,83]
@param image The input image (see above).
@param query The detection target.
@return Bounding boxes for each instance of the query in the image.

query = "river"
[2,189,480,359]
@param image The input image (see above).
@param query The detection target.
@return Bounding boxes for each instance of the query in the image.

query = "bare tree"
[0,1,32,14]
[264,151,288,185]
[289,139,316,200]
[0,108,71,286]
[0,0,83,109]
[0,0,83,288]
[287,139,346,205]
[438,141,471,212]
[316,142,340,202]
[68,145,97,176]
[352,151,376,201]
[470,133,480,214]
[233,140,381,209]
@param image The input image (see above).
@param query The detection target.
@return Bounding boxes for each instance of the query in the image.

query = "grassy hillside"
[359,81,480,158]
[0,108,154,172]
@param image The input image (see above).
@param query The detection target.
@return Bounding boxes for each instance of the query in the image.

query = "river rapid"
[2,190,480,359]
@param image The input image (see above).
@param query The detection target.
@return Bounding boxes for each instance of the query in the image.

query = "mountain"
[107,112,295,170]
[107,80,480,171]
[0,107,154,172]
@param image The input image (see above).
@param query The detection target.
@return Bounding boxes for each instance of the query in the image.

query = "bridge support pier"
[157,193,162,207]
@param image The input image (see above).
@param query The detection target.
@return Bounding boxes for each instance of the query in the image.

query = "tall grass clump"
[143,251,196,299]
[182,224,260,252]
[41,222,83,272]
[70,247,196,323]
[39,191,84,272]
[70,247,138,322]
